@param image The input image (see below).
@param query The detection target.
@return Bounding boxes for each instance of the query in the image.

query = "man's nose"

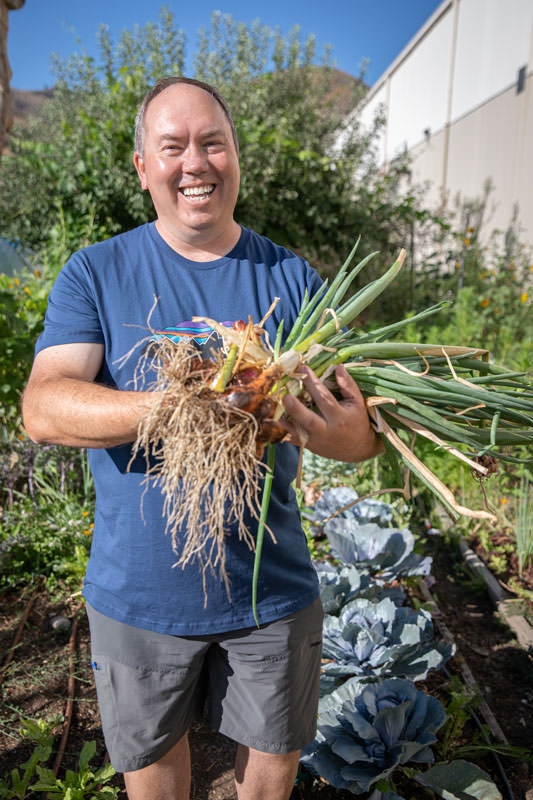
[182,143,208,172]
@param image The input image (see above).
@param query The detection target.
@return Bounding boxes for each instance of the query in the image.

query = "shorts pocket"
[90,654,199,772]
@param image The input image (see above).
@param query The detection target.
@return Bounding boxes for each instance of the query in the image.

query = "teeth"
[182,185,215,197]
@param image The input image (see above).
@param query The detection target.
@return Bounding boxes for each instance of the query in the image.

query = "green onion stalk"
[250,241,533,624]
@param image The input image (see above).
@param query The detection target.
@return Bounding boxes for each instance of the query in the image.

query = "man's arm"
[282,364,385,463]
[22,343,155,448]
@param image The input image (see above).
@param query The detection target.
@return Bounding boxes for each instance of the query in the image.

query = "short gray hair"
[134,76,239,157]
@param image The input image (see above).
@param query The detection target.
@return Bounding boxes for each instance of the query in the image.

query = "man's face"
[134,83,240,250]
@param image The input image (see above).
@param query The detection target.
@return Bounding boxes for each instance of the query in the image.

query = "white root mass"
[130,338,268,599]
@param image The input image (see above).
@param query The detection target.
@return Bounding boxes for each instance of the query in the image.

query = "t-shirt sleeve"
[305,261,325,299]
[35,252,104,355]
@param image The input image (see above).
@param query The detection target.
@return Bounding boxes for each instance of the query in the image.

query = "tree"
[0,8,439,318]
[0,0,25,155]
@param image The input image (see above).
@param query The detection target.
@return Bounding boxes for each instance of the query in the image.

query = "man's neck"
[155,219,242,262]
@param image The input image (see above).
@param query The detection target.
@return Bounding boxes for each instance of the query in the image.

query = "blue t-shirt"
[36,222,322,634]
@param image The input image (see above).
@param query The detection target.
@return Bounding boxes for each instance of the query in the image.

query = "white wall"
[451,0,532,122]
[357,0,533,243]
[387,5,453,159]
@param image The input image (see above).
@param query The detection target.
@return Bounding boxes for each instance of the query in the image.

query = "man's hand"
[281,364,384,463]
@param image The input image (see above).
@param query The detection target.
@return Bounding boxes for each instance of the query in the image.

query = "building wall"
[359,0,533,243]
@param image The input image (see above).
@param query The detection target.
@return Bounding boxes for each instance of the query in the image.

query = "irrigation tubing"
[52,614,79,777]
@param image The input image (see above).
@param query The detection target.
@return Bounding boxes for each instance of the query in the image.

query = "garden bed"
[1,530,532,800]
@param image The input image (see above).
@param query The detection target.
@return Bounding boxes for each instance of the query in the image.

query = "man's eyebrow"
[156,127,228,143]
[157,132,184,143]
[199,127,227,139]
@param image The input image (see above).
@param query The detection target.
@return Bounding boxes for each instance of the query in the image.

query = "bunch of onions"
[133,241,533,622]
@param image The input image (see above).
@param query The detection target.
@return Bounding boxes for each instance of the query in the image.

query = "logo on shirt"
[151,320,233,359]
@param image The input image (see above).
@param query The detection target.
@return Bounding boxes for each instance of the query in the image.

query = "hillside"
[9,67,362,125]
[11,87,53,122]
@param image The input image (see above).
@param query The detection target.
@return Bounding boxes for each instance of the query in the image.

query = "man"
[22,77,382,800]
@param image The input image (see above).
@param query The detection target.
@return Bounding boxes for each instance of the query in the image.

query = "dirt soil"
[1,537,532,800]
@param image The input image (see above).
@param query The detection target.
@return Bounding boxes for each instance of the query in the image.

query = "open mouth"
[180,184,216,201]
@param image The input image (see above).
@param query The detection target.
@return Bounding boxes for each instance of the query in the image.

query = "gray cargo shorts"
[86,598,323,773]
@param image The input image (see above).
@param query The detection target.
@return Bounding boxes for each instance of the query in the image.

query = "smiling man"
[22,77,382,800]
[133,80,242,259]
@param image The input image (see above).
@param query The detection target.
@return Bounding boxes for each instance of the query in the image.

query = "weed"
[0,716,118,800]
[438,674,480,759]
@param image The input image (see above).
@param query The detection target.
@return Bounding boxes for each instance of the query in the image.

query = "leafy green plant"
[33,740,118,799]
[0,718,117,800]
[0,716,59,799]
[437,675,478,760]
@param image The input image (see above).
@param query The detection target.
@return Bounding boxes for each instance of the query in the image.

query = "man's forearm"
[22,377,156,448]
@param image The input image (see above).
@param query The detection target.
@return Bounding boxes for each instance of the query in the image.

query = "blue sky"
[9,1,443,91]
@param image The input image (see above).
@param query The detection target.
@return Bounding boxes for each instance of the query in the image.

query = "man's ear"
[133,152,148,190]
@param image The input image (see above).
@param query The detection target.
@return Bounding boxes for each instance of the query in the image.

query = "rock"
[50,615,71,632]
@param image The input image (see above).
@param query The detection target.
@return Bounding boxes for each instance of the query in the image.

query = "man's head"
[134,77,239,158]
[133,77,241,258]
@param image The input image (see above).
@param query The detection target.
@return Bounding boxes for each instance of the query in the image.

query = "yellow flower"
[24,286,31,295]
[83,529,92,535]
[14,277,20,286]
[521,292,528,303]
[8,282,13,289]
[500,498,508,505]
[82,510,89,517]
[464,238,470,246]
[455,261,461,270]
[530,265,533,272]
[17,434,24,441]
[467,226,474,233]
[480,298,489,308]
[34,268,40,278]
[90,522,94,529]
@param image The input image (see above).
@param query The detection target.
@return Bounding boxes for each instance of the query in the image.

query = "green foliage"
[0,266,48,431]
[0,208,100,434]
[402,229,532,370]
[0,8,443,313]
[0,444,94,592]
[0,716,58,799]
[437,675,479,760]
[0,717,117,800]
[33,740,118,799]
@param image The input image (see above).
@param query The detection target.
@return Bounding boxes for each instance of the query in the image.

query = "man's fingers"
[296,365,340,421]
[282,391,325,435]
[335,364,366,405]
